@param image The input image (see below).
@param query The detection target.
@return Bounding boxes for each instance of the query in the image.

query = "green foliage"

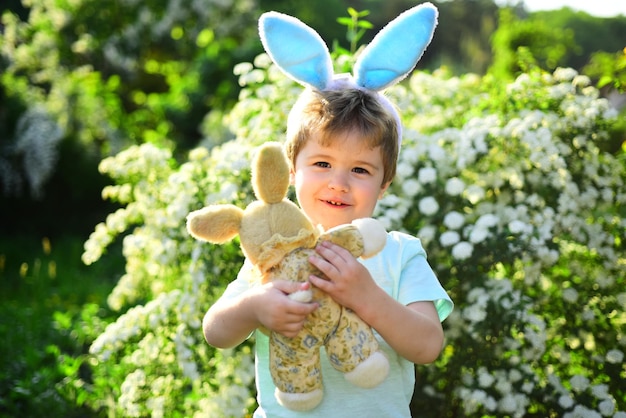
[530,8,626,71]
[489,8,580,79]
[0,235,121,417]
[0,0,259,185]
[426,0,500,74]
[583,48,626,92]
[67,48,626,416]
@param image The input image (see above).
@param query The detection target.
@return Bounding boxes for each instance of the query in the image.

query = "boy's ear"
[378,181,391,200]
[289,169,296,185]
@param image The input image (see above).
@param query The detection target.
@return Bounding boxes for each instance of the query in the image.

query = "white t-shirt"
[219,231,453,418]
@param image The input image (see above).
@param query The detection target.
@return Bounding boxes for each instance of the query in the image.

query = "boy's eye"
[353,167,370,174]
[315,161,330,168]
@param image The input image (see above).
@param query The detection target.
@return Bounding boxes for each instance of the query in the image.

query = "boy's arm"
[309,272,443,364]
[357,295,444,364]
[203,280,318,349]
[308,240,444,364]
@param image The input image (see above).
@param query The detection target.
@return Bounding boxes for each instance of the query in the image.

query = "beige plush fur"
[187,142,389,411]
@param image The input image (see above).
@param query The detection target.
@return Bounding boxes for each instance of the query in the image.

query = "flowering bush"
[0,0,258,187]
[387,67,626,417]
[71,55,625,417]
[68,142,258,417]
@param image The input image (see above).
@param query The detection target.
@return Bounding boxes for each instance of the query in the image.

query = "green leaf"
[337,17,352,26]
[598,75,612,88]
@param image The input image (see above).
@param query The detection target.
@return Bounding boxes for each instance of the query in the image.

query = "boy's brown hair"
[285,88,399,186]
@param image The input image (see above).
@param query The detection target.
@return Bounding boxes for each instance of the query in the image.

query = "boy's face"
[290,130,390,230]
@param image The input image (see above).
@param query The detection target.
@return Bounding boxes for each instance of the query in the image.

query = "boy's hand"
[252,280,318,338]
[307,240,379,314]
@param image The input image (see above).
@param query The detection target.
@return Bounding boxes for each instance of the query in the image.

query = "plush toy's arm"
[351,218,388,257]
[186,205,243,243]
[320,218,387,259]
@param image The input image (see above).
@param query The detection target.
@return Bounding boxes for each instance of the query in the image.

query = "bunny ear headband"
[258,2,438,146]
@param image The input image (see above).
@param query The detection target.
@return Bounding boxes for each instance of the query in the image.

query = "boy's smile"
[291,130,390,230]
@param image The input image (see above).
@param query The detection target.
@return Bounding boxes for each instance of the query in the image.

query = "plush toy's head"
[187,142,318,271]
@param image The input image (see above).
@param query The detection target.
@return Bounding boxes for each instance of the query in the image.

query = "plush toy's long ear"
[354,2,438,91]
[252,142,290,204]
[186,205,244,244]
[259,11,333,90]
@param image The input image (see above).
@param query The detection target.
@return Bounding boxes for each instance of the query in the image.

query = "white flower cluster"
[193,346,256,417]
[226,53,300,146]
[457,366,534,418]
[547,373,624,418]
[90,290,183,362]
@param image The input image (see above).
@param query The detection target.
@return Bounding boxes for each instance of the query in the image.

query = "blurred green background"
[1,0,624,416]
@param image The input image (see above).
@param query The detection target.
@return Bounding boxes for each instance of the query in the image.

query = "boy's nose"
[328,172,349,192]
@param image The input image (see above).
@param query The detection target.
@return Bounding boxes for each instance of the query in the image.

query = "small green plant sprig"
[334,8,374,65]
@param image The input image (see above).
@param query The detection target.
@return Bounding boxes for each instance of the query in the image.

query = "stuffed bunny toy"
[187,142,390,411]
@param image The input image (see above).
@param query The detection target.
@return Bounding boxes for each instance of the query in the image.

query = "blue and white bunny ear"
[354,2,438,91]
[259,11,333,91]
[260,4,439,149]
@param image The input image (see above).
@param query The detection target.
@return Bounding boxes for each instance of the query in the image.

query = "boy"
[202,87,453,417]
